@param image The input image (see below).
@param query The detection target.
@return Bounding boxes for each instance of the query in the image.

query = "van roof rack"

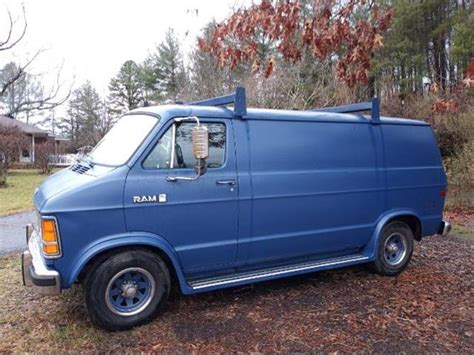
[188,86,247,117]
[186,86,380,123]
[313,97,381,123]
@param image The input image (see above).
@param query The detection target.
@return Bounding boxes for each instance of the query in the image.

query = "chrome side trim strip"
[190,254,369,290]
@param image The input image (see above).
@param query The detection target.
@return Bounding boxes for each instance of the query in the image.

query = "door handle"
[216,179,237,186]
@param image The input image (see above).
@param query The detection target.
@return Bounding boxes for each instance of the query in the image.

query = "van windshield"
[88,114,159,166]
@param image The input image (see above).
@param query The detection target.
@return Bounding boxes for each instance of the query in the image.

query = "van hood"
[34,164,118,212]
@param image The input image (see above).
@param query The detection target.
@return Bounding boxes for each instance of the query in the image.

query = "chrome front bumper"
[21,224,61,295]
[437,220,452,236]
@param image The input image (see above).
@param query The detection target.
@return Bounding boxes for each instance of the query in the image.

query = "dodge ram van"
[22,87,451,330]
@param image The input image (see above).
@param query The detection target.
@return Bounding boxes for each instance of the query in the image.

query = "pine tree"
[62,81,105,149]
[158,29,187,102]
[189,22,228,99]
[143,29,187,103]
[374,0,473,97]
[451,5,474,77]
[108,60,144,117]
[190,22,250,100]
[141,54,163,104]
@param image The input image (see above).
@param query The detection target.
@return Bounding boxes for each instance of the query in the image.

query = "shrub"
[34,141,56,175]
[0,125,27,187]
[440,109,474,209]
[434,116,471,160]
[445,145,474,210]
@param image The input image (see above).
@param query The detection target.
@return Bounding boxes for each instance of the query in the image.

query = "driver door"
[124,118,240,274]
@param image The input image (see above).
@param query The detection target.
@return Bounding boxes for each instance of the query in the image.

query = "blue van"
[22,87,451,330]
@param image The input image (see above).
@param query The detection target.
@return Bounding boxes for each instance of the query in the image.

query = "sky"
[0,0,252,123]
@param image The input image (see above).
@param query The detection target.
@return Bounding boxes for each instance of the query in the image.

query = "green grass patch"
[0,170,53,216]
[452,224,474,238]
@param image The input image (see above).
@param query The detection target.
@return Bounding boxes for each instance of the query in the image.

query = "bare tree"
[1,5,28,97]
[0,62,42,120]
[0,5,72,120]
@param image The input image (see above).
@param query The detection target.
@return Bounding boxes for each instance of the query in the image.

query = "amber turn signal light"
[43,243,59,255]
[42,219,57,242]
[41,218,61,257]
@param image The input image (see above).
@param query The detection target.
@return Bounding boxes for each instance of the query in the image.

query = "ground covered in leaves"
[0,235,472,352]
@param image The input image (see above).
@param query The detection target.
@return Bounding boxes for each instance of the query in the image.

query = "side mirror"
[192,124,208,176]
[166,117,209,182]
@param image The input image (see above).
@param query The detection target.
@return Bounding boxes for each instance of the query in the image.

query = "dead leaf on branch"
[198,0,394,87]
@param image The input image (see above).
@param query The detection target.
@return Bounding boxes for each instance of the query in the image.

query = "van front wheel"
[371,221,414,276]
[84,250,170,331]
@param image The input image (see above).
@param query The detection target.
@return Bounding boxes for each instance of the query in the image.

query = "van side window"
[143,122,226,169]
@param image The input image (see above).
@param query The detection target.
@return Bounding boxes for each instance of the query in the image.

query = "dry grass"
[0,235,473,352]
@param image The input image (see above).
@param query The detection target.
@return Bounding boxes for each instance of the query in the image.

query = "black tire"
[371,221,414,276]
[84,249,170,331]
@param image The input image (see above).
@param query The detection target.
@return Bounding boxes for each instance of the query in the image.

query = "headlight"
[41,216,62,258]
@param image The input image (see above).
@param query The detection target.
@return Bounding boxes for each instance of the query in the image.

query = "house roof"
[0,115,49,136]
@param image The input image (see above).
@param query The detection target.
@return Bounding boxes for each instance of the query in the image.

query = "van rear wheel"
[371,221,414,276]
[84,249,170,331]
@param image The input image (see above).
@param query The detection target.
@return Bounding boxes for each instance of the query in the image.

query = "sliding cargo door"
[245,118,382,265]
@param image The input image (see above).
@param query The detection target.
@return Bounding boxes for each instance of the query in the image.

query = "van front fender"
[363,209,422,259]
[66,232,190,292]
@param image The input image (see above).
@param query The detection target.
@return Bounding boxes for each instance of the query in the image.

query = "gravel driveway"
[0,210,34,255]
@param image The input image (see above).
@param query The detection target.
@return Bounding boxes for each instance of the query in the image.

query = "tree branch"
[1,48,44,97]
[0,5,27,52]
[6,62,73,117]
[0,7,14,48]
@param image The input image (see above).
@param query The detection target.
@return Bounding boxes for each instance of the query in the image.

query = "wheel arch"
[363,210,422,259]
[385,215,422,241]
[67,233,191,294]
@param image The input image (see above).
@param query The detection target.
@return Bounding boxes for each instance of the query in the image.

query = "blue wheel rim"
[105,267,155,316]
[383,233,407,266]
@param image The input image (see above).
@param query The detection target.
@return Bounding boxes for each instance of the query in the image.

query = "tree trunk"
[400,63,406,93]
[433,37,441,90]
[439,38,448,92]
[0,168,8,187]
[368,74,375,99]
